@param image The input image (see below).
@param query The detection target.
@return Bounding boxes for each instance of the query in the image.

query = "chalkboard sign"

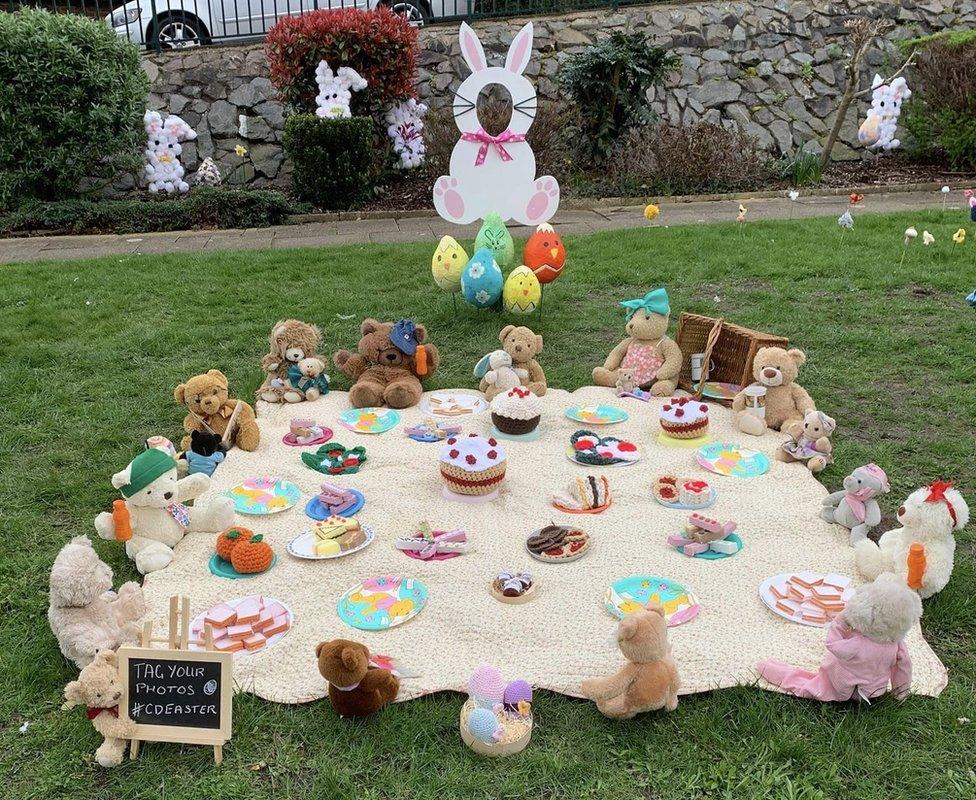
[117,646,233,747]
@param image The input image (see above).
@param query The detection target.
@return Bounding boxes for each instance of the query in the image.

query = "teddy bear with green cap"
[94,447,234,574]
[593,288,683,396]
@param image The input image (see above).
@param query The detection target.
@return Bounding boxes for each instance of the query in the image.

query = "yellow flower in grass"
[953,228,967,244]
[235,144,248,158]
[643,203,660,221]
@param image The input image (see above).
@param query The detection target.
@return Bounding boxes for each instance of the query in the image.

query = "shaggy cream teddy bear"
[62,650,136,767]
[48,536,145,669]
[855,482,969,598]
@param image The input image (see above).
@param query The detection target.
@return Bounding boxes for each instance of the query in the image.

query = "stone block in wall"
[206,99,239,137]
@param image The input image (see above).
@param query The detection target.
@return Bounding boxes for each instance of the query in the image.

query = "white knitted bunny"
[433,22,560,226]
[143,111,197,194]
[858,74,911,150]
[385,99,427,169]
[315,60,367,119]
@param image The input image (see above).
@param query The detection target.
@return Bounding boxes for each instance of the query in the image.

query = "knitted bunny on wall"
[315,60,368,119]
[144,111,197,194]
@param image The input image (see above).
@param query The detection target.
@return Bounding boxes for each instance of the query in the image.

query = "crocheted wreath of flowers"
[301,444,368,475]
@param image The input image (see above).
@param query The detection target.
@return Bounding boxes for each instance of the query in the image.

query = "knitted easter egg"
[467,663,505,707]
[431,235,467,293]
[461,249,503,309]
[502,266,541,315]
[523,222,566,284]
[466,707,502,743]
[503,679,532,712]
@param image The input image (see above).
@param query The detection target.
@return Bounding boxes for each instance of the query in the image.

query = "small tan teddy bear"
[479,325,547,401]
[731,346,815,437]
[62,650,135,767]
[776,409,835,473]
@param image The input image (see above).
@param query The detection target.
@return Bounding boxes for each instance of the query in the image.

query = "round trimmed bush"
[0,8,149,208]
[283,115,373,210]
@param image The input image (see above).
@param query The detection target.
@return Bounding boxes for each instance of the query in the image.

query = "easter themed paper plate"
[604,576,700,627]
[225,477,300,515]
[692,381,740,400]
[337,575,428,631]
[696,442,769,478]
[564,404,629,425]
[338,407,400,434]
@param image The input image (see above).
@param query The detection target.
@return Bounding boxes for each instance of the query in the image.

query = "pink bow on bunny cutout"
[460,129,527,166]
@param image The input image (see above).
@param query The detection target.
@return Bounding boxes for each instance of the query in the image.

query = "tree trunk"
[820,81,857,168]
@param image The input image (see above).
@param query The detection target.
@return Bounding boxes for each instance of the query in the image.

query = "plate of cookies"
[525,524,590,563]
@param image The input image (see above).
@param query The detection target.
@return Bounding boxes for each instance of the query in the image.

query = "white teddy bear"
[95,448,234,574]
[385,99,428,169]
[855,481,969,599]
[315,60,367,119]
[144,111,197,194]
[473,349,528,394]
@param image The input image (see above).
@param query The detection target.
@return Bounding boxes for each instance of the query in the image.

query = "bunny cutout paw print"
[433,22,560,226]
[315,60,368,120]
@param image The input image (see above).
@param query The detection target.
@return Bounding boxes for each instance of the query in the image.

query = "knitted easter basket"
[491,412,540,436]
[676,313,789,405]
[440,461,507,496]
[459,699,532,757]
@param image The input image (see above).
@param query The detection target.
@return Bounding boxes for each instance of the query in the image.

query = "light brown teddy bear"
[174,369,260,451]
[48,536,145,669]
[334,318,439,409]
[731,346,815,437]
[479,325,547,400]
[580,604,680,719]
[593,289,682,396]
[62,650,136,767]
[259,319,323,403]
[776,409,835,473]
[315,638,399,718]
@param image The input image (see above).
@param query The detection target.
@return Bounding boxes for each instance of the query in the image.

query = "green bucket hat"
[120,448,178,498]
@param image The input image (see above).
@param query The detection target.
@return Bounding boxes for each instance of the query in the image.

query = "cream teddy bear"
[855,482,969,598]
[95,448,234,574]
[62,650,136,767]
[48,536,145,669]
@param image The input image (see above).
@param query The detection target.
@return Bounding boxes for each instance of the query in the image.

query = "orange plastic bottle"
[906,543,926,590]
[112,499,133,542]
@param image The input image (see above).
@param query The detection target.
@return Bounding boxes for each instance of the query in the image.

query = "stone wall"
[142,0,974,190]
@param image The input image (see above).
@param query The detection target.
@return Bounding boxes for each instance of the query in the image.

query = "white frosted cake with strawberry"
[659,396,710,439]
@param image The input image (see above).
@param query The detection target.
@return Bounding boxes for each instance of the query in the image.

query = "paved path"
[0,188,960,265]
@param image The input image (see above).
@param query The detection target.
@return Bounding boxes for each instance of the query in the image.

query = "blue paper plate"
[225,477,301,515]
[304,488,365,521]
[671,532,743,560]
[564,404,629,425]
[337,575,428,631]
[604,576,700,626]
[696,442,770,478]
[208,553,278,579]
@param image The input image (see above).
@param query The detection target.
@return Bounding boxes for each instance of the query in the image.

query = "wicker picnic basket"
[675,313,788,405]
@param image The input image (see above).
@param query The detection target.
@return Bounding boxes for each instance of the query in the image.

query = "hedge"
[282,115,374,210]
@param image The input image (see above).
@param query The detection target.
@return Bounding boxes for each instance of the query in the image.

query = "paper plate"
[420,392,487,417]
[656,431,712,449]
[208,553,278,579]
[670,532,743,560]
[304,489,365,520]
[337,575,428,631]
[286,525,375,561]
[282,428,333,447]
[225,477,300,515]
[189,595,293,656]
[604,576,700,627]
[759,572,854,629]
[565,446,641,467]
[524,527,590,563]
[692,381,740,400]
[564,404,629,425]
[696,442,770,478]
[653,486,717,511]
[338,407,401,434]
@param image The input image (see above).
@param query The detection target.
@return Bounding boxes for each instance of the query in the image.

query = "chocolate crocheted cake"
[490,387,542,435]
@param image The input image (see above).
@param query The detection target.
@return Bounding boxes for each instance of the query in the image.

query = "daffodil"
[235,144,248,158]
[953,228,966,244]
[643,204,660,221]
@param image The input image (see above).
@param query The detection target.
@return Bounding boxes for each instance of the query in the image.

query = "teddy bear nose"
[385,353,397,361]
[898,505,906,516]
[763,368,777,378]
[163,491,173,500]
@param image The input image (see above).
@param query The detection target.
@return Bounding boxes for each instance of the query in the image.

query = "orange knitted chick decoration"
[230,534,274,574]
[215,526,253,561]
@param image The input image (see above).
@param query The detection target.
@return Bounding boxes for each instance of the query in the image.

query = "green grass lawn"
[1,211,975,800]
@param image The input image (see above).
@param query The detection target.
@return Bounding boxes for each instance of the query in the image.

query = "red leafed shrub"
[266,7,418,114]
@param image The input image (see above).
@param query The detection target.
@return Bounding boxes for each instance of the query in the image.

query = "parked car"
[107,0,466,48]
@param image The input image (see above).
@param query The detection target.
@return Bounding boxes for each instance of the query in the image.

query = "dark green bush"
[901,30,976,169]
[559,32,678,161]
[283,115,373,210]
[0,188,296,236]
[0,7,149,209]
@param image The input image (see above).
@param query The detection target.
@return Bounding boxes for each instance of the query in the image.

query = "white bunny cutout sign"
[433,22,560,226]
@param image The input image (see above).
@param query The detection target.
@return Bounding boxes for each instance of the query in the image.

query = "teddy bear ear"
[62,679,84,708]
[787,348,807,367]
[97,649,118,667]
[414,324,427,343]
[618,615,640,640]
[360,318,380,335]
[534,333,544,353]
[174,383,186,403]
[644,602,666,617]
[499,325,515,343]
[207,369,228,387]
[314,641,327,658]
[111,466,132,490]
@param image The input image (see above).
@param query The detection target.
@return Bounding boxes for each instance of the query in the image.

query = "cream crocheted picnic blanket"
[141,387,948,703]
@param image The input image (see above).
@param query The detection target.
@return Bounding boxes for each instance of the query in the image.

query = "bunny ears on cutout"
[459,21,534,76]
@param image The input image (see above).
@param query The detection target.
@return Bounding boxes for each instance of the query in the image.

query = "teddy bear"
[731,346,815,437]
[473,349,528,396]
[174,369,260,452]
[315,638,399,717]
[580,604,681,720]
[95,448,235,574]
[592,289,682,396]
[821,463,891,544]
[183,429,226,478]
[62,650,136,767]
[259,319,324,403]
[48,536,145,669]
[315,60,367,119]
[334,318,440,409]
[477,325,547,401]
[758,572,921,702]
[615,367,638,396]
[287,356,330,401]
[855,482,969,599]
[776,409,835,473]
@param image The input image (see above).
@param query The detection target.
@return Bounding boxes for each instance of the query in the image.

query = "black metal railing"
[4,0,636,52]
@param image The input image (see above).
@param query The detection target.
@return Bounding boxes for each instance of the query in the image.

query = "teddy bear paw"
[736,412,767,437]
[135,546,173,575]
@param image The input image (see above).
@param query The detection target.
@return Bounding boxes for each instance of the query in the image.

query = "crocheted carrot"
[414,345,428,376]
[112,499,133,542]
[906,543,926,590]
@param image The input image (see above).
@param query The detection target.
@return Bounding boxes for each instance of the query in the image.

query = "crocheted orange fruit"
[230,534,274,574]
[215,526,253,561]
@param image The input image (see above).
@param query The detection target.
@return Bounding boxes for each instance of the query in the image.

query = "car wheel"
[149,12,210,49]
[387,0,430,26]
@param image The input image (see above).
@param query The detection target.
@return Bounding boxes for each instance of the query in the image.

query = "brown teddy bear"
[731,346,815,437]
[62,650,136,767]
[259,319,323,403]
[334,318,439,409]
[580,604,680,720]
[593,289,682,396]
[479,325,547,401]
[315,638,399,717]
[174,369,260,451]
